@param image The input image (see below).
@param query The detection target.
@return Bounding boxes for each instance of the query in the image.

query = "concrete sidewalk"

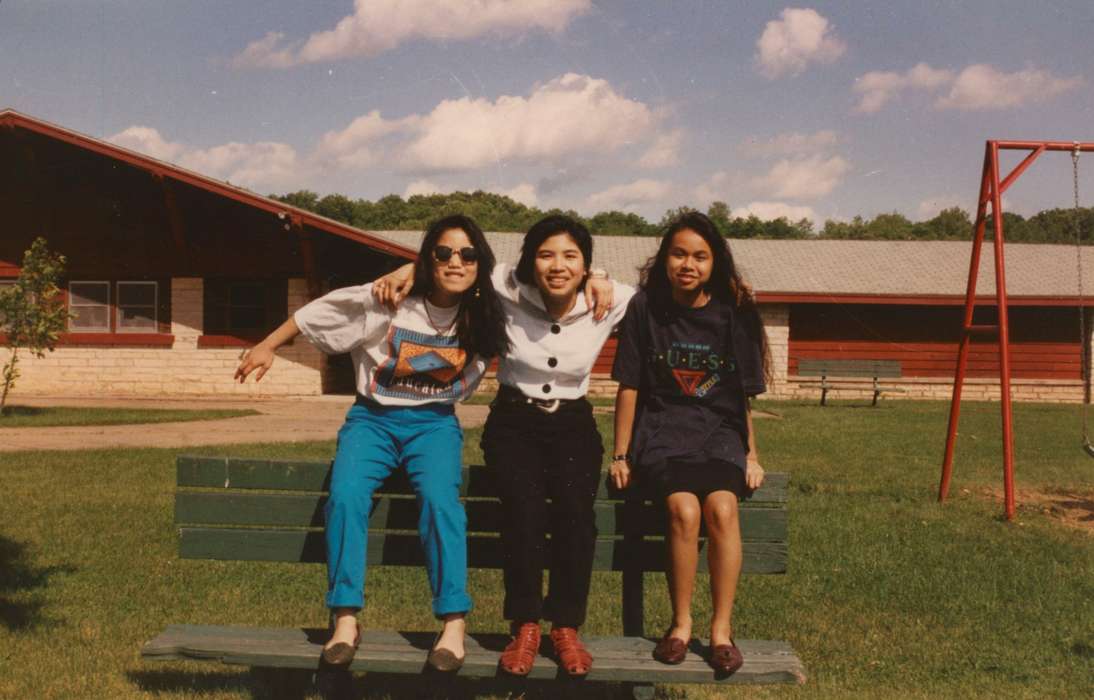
[0,396,491,452]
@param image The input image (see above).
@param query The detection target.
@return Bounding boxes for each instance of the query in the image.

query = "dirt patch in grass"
[981,485,1094,534]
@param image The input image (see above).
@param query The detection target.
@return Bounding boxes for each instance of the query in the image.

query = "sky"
[4,1,1094,225]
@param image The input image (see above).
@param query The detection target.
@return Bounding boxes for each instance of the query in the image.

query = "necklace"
[424,297,459,334]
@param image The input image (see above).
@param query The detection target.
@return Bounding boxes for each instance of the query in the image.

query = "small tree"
[0,238,70,414]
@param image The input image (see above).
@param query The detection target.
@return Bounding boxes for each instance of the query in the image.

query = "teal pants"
[325,399,471,617]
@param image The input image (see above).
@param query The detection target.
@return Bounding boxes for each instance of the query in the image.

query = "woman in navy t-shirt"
[610,211,770,675]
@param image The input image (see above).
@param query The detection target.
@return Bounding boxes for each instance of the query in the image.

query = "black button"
[547,357,558,368]
[550,324,561,334]
[542,384,552,394]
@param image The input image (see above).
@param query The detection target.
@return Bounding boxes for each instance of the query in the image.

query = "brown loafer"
[710,639,744,675]
[321,622,361,666]
[499,622,541,676]
[427,633,465,673]
[652,632,688,665]
[549,627,592,677]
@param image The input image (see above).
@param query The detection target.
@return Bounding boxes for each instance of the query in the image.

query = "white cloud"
[498,183,538,207]
[753,155,850,200]
[735,201,817,222]
[108,126,301,191]
[637,129,683,168]
[109,126,185,162]
[316,110,414,169]
[234,0,591,68]
[398,73,655,172]
[854,62,1081,113]
[741,129,838,157]
[755,8,846,79]
[853,62,954,113]
[586,179,672,213]
[403,179,449,198]
[935,64,1084,110]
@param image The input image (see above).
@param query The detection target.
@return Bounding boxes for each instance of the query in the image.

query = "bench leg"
[625,682,656,700]
[253,667,314,700]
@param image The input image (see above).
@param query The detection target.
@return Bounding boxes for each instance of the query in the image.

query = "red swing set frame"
[939,139,1094,520]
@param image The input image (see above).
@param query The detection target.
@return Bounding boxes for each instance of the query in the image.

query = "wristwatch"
[612,454,630,463]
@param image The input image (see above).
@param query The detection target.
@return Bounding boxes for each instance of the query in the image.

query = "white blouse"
[492,263,635,400]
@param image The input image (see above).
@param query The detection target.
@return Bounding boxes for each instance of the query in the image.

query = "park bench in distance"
[142,455,805,699]
[797,358,904,406]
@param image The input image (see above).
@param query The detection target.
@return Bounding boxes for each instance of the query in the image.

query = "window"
[69,281,111,332]
[204,279,287,337]
[116,281,158,333]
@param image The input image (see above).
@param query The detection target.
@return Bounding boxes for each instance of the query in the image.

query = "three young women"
[234,215,508,670]
[610,212,769,674]
[376,214,630,677]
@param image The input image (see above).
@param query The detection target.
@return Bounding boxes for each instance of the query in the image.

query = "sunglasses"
[432,245,479,264]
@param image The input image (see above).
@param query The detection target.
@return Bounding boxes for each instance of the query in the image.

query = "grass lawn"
[0,400,1091,698]
[0,405,259,428]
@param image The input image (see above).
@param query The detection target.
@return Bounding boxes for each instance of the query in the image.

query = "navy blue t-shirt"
[612,290,766,479]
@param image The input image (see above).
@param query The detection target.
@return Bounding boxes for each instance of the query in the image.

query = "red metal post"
[988,142,1017,520]
[939,146,993,502]
[942,140,1094,520]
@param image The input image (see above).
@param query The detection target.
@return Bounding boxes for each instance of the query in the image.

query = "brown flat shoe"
[710,639,744,675]
[652,632,688,665]
[549,627,592,677]
[321,622,361,666]
[499,621,541,676]
[427,632,465,673]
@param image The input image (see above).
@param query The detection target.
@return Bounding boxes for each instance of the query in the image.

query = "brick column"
[760,303,789,397]
[171,277,203,349]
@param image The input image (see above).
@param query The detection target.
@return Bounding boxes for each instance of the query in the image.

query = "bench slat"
[142,624,806,684]
[178,528,787,573]
[797,359,902,378]
[178,456,789,502]
[175,492,788,540]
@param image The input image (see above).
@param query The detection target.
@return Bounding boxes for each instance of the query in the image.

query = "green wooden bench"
[142,455,805,698]
[797,358,904,406]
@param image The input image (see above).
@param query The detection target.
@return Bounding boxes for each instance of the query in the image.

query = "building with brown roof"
[3,110,1090,402]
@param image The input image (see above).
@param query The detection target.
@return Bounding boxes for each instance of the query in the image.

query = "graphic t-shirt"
[294,283,485,406]
[612,290,766,476]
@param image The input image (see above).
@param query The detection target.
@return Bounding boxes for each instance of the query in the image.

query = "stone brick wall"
[2,277,325,398]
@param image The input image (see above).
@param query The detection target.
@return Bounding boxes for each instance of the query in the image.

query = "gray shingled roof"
[366,231,1094,299]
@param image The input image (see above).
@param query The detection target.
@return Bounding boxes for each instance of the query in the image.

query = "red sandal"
[499,621,541,676]
[549,627,592,677]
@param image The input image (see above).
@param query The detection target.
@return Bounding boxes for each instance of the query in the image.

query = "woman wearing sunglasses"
[374,214,631,678]
[234,214,508,671]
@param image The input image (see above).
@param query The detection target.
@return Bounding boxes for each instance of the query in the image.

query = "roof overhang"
[0,108,415,261]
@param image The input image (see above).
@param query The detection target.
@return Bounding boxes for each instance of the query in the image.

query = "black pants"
[481,391,604,628]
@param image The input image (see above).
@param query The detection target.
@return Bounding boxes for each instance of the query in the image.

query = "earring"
[474,286,480,298]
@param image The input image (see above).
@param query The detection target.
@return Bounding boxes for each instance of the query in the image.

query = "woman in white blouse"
[376,215,631,677]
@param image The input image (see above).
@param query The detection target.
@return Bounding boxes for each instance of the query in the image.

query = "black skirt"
[651,458,751,501]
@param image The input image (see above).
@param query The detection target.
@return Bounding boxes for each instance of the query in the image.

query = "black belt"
[495,384,580,414]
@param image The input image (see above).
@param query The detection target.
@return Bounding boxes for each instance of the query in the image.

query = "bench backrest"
[175,456,788,576]
[797,358,901,378]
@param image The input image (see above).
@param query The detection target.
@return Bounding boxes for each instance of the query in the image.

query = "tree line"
[272,189,1094,243]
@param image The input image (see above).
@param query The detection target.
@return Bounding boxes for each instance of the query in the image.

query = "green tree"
[271,190,320,212]
[707,201,732,236]
[588,210,656,236]
[0,238,71,414]
[922,207,972,240]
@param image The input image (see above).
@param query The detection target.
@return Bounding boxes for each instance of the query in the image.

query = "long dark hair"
[640,211,771,382]
[410,214,509,359]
